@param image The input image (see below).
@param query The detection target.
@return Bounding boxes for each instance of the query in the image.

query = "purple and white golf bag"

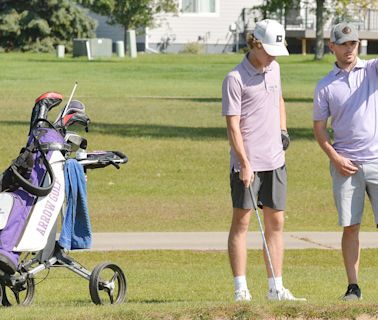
[0,93,69,274]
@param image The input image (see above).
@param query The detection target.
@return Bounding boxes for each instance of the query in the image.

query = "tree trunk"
[314,0,325,60]
[124,26,128,53]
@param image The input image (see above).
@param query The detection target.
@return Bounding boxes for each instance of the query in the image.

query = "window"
[181,0,217,14]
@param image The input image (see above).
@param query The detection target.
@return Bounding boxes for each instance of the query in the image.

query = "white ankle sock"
[234,275,248,291]
[268,277,283,291]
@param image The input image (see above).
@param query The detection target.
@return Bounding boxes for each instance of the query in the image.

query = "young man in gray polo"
[314,22,378,300]
[222,19,305,302]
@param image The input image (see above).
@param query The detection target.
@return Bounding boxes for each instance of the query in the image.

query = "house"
[92,0,262,54]
[92,0,378,55]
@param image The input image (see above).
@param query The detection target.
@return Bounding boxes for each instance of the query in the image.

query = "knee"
[264,212,284,233]
[231,219,249,234]
[266,221,283,233]
[343,224,360,236]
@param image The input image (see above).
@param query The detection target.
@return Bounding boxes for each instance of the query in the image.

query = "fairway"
[1,53,378,318]
[0,52,376,232]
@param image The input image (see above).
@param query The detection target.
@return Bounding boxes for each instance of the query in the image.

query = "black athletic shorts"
[230,165,287,210]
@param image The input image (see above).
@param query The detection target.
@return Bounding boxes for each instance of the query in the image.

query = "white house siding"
[90,0,262,53]
[146,0,262,53]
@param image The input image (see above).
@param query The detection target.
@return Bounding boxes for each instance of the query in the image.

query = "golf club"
[54,81,78,125]
[248,184,280,300]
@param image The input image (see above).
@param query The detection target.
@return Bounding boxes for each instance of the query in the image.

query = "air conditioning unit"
[73,38,112,58]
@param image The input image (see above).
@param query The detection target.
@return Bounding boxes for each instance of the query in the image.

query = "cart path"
[88,232,378,251]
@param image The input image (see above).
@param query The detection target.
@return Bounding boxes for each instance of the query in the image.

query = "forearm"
[313,120,339,162]
[226,117,249,168]
[226,116,253,186]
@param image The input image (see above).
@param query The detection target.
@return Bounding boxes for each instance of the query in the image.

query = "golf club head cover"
[30,92,63,133]
[281,129,290,151]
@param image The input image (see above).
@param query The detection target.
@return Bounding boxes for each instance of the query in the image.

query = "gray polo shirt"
[314,58,378,162]
[222,54,285,172]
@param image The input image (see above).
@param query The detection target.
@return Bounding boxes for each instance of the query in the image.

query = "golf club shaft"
[62,81,78,118]
[248,184,279,297]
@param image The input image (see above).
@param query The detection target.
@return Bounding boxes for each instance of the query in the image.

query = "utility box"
[73,38,112,58]
[115,41,125,58]
[127,30,137,58]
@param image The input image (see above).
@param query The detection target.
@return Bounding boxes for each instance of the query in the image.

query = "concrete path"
[89,232,378,251]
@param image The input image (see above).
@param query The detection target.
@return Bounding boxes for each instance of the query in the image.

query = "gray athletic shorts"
[330,161,378,226]
[230,165,287,210]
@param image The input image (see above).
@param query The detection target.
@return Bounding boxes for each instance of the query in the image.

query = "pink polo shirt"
[222,54,285,172]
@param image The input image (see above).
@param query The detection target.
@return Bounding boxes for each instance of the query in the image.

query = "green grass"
[3,249,378,319]
[1,52,378,318]
[1,52,374,232]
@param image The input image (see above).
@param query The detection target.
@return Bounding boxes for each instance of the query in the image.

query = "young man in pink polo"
[222,19,305,302]
[314,22,378,300]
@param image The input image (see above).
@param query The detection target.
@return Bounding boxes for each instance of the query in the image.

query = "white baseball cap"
[253,19,289,56]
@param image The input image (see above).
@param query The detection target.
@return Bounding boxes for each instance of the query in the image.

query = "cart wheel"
[2,277,35,306]
[89,262,127,305]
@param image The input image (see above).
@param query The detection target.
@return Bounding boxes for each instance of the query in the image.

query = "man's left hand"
[281,130,290,151]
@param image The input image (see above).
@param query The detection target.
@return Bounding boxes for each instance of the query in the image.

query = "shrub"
[180,42,204,54]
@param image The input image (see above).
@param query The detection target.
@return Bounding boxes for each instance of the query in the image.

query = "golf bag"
[0,88,128,306]
[0,93,69,274]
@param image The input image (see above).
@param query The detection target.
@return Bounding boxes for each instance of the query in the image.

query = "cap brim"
[262,43,289,56]
[335,36,359,44]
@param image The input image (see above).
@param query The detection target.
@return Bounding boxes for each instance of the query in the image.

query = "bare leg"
[228,208,251,276]
[263,207,284,278]
[342,224,360,284]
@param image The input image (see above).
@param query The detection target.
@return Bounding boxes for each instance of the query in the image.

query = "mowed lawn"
[1,53,378,319]
[0,52,376,232]
[2,249,378,319]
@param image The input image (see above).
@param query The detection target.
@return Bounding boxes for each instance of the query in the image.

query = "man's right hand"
[332,155,358,176]
[239,164,254,188]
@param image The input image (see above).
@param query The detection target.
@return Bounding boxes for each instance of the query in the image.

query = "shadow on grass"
[91,122,227,140]
[285,97,313,103]
[138,96,222,103]
[135,299,183,304]
[137,96,314,104]
[288,127,315,140]
[0,121,316,141]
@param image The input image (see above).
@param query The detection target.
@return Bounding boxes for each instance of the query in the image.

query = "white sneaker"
[267,288,306,301]
[234,289,252,302]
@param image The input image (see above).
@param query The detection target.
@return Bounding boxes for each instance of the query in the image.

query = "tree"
[79,0,178,52]
[254,0,301,22]
[314,0,325,60]
[0,0,96,52]
[315,0,378,60]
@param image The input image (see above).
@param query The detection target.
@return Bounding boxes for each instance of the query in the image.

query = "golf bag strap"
[9,145,55,197]
[10,119,57,197]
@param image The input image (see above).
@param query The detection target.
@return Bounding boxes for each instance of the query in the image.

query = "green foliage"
[0,0,96,52]
[252,0,301,20]
[332,0,378,22]
[180,41,204,54]
[79,0,178,31]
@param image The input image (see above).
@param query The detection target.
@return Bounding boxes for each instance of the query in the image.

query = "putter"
[248,184,280,300]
